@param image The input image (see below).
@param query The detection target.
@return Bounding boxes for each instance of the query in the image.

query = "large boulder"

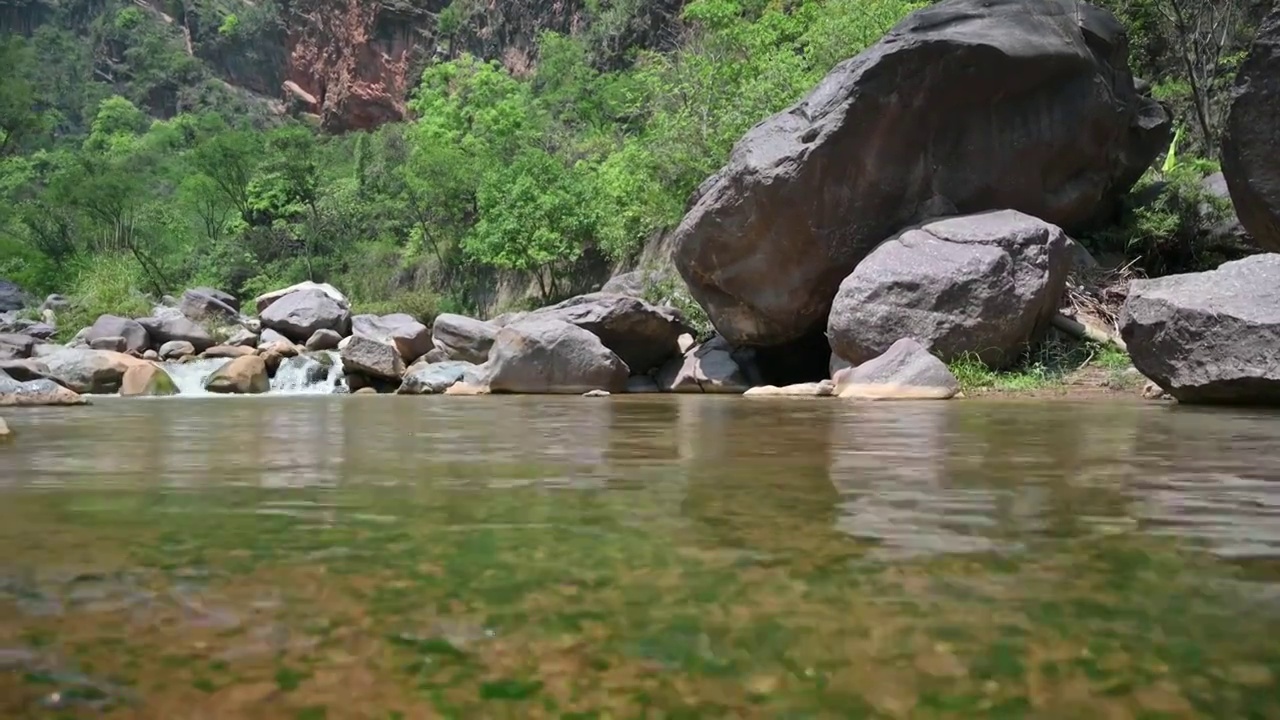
[254,281,349,314]
[833,338,960,400]
[827,211,1074,368]
[119,364,179,397]
[524,293,693,374]
[0,333,37,361]
[85,315,150,354]
[137,308,216,352]
[259,289,351,343]
[340,335,405,381]
[1120,254,1280,405]
[159,340,195,360]
[1221,8,1280,252]
[0,359,63,384]
[0,370,88,407]
[671,0,1169,349]
[431,313,498,364]
[397,361,479,395]
[351,313,432,362]
[487,318,629,394]
[179,288,240,322]
[38,348,153,394]
[0,279,25,313]
[657,336,750,394]
[205,355,270,394]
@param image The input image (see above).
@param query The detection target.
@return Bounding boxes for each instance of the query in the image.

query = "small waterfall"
[158,352,346,396]
[271,351,347,395]
[162,358,228,396]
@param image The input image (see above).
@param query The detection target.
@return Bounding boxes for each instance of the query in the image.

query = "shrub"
[57,254,154,340]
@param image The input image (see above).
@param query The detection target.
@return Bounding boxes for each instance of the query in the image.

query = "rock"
[258,328,293,348]
[351,313,432,362]
[524,293,693,374]
[487,318,630,394]
[0,416,7,437]
[0,359,61,384]
[23,322,56,340]
[420,347,448,364]
[159,340,196,360]
[142,349,159,360]
[275,354,331,385]
[0,333,37,361]
[202,345,257,359]
[86,315,149,354]
[260,340,299,359]
[40,348,153,394]
[0,279,25,313]
[0,370,88,407]
[600,271,648,296]
[744,381,835,397]
[390,321,432,363]
[226,328,259,348]
[137,308,216,352]
[677,333,696,355]
[1142,380,1171,400]
[305,328,342,351]
[353,387,378,395]
[254,281,349,314]
[671,0,1169,349]
[89,336,127,352]
[119,364,179,397]
[1120,254,1280,404]
[829,354,853,379]
[626,376,661,394]
[41,294,69,312]
[443,382,490,396]
[489,311,527,328]
[834,338,960,400]
[397,361,478,395]
[657,339,749,393]
[1221,8,1280,252]
[582,389,611,398]
[259,289,352,343]
[260,350,284,374]
[337,336,352,351]
[340,335,404,381]
[828,211,1073,368]
[204,355,270,394]
[431,314,498,364]
[179,288,240,322]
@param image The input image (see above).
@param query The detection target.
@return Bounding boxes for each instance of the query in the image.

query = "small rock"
[1142,380,1171,400]
[205,356,270,394]
[829,353,853,378]
[305,328,342,351]
[89,336,127,352]
[86,316,149,354]
[443,382,490,396]
[834,338,959,400]
[677,333,696,355]
[179,288,240,322]
[225,328,259,347]
[582,389,611,397]
[353,387,378,395]
[0,333,37,361]
[397,361,478,395]
[743,381,835,397]
[142,349,159,361]
[159,341,196,360]
[202,345,256,359]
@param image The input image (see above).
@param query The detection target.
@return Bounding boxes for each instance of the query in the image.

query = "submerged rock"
[259,289,352,343]
[523,293,693,374]
[119,364,179,397]
[431,313,498,364]
[205,355,270,394]
[1221,7,1280,252]
[671,0,1168,349]
[487,318,629,394]
[833,338,960,400]
[827,210,1074,368]
[1120,254,1280,404]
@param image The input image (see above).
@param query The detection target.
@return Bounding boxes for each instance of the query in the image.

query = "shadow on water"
[2,397,1280,718]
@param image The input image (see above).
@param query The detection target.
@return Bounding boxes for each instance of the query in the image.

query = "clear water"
[1,397,1279,718]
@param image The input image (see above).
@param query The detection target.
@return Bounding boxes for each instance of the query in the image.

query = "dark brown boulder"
[1222,8,1280,252]
[671,0,1170,349]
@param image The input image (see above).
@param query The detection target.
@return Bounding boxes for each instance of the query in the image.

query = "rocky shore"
[3,0,1279,412]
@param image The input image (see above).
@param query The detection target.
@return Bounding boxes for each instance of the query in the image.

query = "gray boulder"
[137,308,216,352]
[1120,254,1280,404]
[179,288,240,322]
[431,313,498,364]
[833,338,960,400]
[0,359,63,384]
[305,328,343,351]
[397,361,479,395]
[254,281,349,314]
[828,211,1073,368]
[22,322,56,340]
[0,370,88,407]
[0,279,25,312]
[351,313,431,361]
[524,293,693,374]
[671,0,1169,348]
[86,315,150,354]
[205,355,270,394]
[259,289,351,343]
[89,336,127,352]
[487,318,629,394]
[657,337,749,393]
[159,341,195,360]
[1221,8,1280,252]
[0,333,37,361]
[39,348,154,394]
[340,335,405,381]
[257,328,293,349]
[225,327,259,347]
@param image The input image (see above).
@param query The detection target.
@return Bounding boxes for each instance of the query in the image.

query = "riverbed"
[2,397,1279,718]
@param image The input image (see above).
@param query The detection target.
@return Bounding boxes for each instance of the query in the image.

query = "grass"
[947,338,1135,395]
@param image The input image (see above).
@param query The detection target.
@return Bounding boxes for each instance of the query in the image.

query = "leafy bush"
[57,254,154,340]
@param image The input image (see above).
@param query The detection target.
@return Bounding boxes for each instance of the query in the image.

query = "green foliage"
[56,254,154,340]
[947,340,1128,394]
[218,13,241,37]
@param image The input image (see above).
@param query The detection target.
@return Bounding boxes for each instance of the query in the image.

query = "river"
[2,397,1279,718]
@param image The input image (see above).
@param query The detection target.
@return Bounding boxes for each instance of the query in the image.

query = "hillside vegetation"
[0,0,1263,332]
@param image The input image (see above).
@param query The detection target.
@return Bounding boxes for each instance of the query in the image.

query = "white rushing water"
[161,351,346,396]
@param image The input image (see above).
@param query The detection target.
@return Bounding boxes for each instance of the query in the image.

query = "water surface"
[2,397,1279,718]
